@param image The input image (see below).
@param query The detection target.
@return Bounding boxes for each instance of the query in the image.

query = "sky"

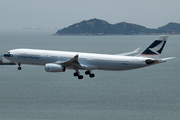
[0,0,180,30]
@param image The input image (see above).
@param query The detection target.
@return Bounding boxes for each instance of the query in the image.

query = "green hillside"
[55,18,180,35]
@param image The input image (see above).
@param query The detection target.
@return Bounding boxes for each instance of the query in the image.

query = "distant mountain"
[158,22,180,34]
[55,18,180,35]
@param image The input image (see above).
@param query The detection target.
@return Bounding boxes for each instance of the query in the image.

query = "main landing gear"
[85,70,95,78]
[73,70,95,79]
[18,63,22,70]
[73,72,84,79]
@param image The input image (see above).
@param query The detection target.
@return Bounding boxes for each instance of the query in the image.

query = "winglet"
[63,54,79,64]
[73,54,79,60]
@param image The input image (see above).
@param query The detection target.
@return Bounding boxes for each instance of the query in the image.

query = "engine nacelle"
[145,59,156,65]
[145,59,166,65]
[45,63,66,72]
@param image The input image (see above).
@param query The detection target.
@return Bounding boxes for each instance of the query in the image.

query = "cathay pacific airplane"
[3,35,175,79]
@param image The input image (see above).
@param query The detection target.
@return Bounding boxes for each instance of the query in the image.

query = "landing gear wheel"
[85,70,90,75]
[18,67,22,70]
[73,72,79,77]
[89,73,95,78]
[78,75,83,79]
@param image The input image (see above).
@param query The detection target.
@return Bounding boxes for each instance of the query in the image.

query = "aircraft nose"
[3,53,11,58]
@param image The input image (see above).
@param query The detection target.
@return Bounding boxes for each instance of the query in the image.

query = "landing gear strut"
[18,63,22,70]
[85,70,95,78]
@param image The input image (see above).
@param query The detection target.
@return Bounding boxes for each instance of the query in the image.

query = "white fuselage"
[5,48,151,71]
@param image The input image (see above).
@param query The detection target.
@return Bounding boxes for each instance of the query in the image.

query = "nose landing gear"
[18,63,22,70]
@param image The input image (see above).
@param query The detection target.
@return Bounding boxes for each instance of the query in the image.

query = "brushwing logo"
[149,38,166,55]
[141,38,166,55]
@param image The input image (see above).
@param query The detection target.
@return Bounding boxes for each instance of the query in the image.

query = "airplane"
[3,35,175,79]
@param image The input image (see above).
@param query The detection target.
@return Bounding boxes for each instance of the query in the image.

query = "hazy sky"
[0,0,180,30]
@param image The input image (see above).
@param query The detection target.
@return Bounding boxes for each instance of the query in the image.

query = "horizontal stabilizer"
[146,57,175,65]
[161,57,176,61]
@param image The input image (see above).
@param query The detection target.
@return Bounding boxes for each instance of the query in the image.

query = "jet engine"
[145,59,166,65]
[45,63,66,72]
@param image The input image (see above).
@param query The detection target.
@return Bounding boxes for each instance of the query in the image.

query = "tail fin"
[139,35,168,58]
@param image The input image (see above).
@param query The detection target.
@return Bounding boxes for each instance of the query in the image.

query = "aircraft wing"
[55,54,98,70]
[60,54,83,69]
[116,47,140,56]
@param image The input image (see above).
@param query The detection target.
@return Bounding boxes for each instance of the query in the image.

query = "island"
[55,18,180,35]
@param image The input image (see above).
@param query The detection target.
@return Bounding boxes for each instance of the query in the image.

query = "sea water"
[0,30,179,120]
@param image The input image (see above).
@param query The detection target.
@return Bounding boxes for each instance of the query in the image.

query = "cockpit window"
[7,52,10,54]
